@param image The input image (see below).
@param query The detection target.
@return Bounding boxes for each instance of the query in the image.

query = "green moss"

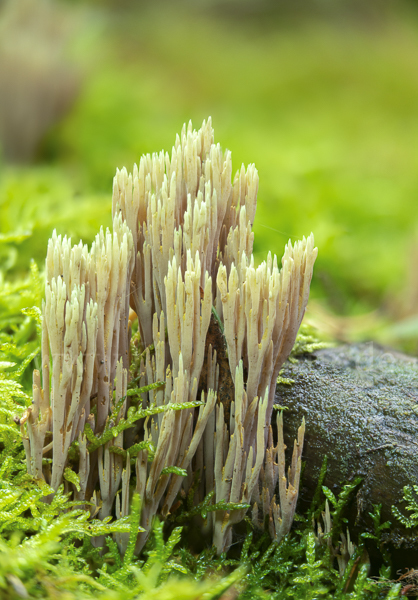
[0,243,405,598]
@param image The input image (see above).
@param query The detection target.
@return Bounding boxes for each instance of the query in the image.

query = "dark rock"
[275,342,418,570]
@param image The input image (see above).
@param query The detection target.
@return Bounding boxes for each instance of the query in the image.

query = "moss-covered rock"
[276,342,418,569]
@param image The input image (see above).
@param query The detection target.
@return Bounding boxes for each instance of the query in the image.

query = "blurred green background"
[1,0,418,351]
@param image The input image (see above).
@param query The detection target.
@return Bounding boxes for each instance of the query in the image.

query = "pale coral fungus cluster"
[23,118,317,554]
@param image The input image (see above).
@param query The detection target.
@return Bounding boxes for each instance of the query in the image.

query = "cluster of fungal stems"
[23,118,316,554]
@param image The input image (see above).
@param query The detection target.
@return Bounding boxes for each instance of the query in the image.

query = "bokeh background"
[1,0,418,352]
